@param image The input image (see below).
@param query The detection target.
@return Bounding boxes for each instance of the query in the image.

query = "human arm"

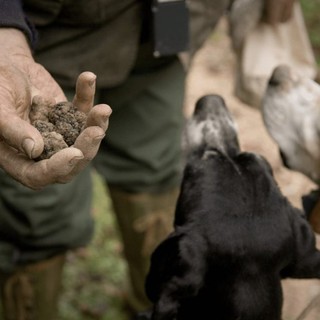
[0,27,111,189]
[263,0,296,24]
[228,0,297,52]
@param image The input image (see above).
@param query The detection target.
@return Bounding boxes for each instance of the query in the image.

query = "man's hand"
[263,0,295,24]
[0,28,111,189]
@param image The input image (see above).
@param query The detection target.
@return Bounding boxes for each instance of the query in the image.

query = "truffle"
[30,98,87,160]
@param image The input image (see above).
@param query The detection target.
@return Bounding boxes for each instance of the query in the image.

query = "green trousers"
[0,56,185,266]
[94,57,185,192]
[95,58,186,312]
[0,57,185,316]
[0,168,93,272]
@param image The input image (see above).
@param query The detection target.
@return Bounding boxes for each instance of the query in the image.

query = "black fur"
[145,95,320,320]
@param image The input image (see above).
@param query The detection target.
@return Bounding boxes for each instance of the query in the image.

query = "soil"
[184,19,320,319]
[30,97,87,160]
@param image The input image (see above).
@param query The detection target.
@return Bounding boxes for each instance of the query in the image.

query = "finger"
[0,113,44,159]
[73,72,96,113]
[85,104,112,132]
[35,147,85,185]
[0,141,84,189]
[25,148,84,188]
[70,126,105,176]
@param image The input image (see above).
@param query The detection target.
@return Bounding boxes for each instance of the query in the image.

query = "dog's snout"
[194,95,226,121]
[268,65,291,87]
[184,95,240,158]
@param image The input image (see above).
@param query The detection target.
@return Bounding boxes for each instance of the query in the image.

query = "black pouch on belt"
[152,0,189,57]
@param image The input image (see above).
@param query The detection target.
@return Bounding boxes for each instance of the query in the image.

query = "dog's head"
[183,95,240,159]
[262,64,320,183]
[177,95,279,226]
[262,64,320,141]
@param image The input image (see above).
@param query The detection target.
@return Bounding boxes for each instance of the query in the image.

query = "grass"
[301,0,320,64]
[58,2,320,319]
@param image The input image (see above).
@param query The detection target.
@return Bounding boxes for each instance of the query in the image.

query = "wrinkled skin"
[0,28,112,189]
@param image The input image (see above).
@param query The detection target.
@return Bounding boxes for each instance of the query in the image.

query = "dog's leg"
[282,208,320,279]
[146,232,207,320]
[308,197,320,234]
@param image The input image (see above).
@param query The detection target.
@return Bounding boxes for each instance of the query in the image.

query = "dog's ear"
[146,231,208,319]
[145,233,183,302]
[183,95,240,158]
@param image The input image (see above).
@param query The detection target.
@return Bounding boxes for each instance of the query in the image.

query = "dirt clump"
[30,96,87,160]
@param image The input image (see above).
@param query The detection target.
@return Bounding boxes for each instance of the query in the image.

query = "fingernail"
[99,116,109,130]
[102,113,111,122]
[69,155,84,166]
[93,134,105,144]
[89,76,96,88]
[22,138,35,159]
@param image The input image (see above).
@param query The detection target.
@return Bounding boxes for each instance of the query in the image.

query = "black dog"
[145,95,320,320]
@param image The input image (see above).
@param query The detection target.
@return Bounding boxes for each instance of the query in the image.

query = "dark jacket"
[1,0,232,87]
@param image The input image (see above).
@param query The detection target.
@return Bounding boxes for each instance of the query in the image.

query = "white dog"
[262,64,320,184]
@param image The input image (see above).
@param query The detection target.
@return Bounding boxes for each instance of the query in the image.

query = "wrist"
[0,28,32,60]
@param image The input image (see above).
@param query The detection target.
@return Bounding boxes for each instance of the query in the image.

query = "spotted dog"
[145,95,320,320]
[262,64,320,184]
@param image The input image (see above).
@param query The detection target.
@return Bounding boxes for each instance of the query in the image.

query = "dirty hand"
[0,28,111,189]
[263,0,295,24]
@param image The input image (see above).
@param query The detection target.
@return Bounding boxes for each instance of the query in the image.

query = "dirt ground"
[184,19,320,319]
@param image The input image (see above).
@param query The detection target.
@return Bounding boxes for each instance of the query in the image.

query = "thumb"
[0,112,44,159]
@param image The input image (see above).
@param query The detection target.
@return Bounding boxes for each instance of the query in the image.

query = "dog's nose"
[194,95,226,120]
[268,65,291,87]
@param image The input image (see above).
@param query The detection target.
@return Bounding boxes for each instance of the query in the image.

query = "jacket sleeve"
[0,0,37,47]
